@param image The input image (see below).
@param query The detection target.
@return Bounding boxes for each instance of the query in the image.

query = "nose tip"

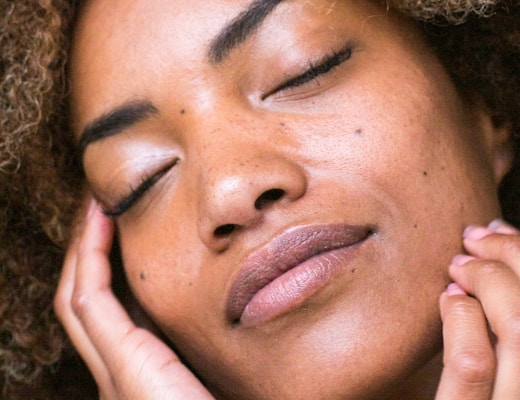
[198,157,306,252]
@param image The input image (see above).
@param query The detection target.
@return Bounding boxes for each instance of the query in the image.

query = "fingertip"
[86,197,98,219]
[439,283,468,322]
[76,199,115,257]
[463,225,493,241]
[451,254,475,267]
[87,198,105,221]
[440,283,467,314]
[444,282,467,296]
[70,195,101,243]
[88,199,115,232]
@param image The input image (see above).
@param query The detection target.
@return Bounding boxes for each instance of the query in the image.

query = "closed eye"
[102,159,178,217]
[262,42,354,100]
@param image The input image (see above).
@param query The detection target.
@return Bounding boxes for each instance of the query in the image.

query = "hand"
[54,197,214,400]
[436,219,520,399]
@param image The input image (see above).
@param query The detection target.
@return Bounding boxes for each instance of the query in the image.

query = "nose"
[197,146,307,251]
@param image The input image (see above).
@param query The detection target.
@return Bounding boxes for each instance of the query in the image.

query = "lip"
[226,224,373,327]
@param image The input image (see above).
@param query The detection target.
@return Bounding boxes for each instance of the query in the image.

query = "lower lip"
[240,243,364,327]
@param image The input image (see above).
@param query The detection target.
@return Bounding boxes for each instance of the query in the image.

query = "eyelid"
[102,158,179,217]
[262,42,355,100]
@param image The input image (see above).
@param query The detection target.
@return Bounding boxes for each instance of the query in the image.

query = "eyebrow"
[78,1,284,155]
[208,0,285,63]
[77,100,158,158]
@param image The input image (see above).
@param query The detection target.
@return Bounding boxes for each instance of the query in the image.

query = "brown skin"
[63,0,513,398]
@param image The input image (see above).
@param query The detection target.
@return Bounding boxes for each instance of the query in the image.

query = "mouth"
[226,224,374,327]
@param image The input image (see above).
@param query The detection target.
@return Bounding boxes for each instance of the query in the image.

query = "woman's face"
[71,0,509,398]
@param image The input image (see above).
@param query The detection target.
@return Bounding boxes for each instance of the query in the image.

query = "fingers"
[446,219,520,399]
[72,201,214,399]
[54,198,116,395]
[55,197,214,399]
[462,220,520,276]
[436,284,495,400]
[71,198,136,369]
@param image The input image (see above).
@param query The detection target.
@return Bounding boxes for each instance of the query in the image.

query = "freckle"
[351,268,357,273]
[280,122,285,127]
[414,224,418,229]
[188,282,193,287]
[355,129,362,135]
[180,109,186,115]
[140,272,146,281]
[423,171,428,176]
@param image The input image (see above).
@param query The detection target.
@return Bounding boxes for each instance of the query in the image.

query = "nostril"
[214,224,236,237]
[254,188,285,210]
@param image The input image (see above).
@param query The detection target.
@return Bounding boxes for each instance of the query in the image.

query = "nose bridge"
[193,116,307,250]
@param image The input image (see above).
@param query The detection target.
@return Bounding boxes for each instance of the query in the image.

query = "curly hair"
[0,0,87,398]
[1,0,519,398]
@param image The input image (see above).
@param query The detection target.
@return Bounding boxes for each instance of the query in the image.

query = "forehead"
[70,0,407,135]
[71,0,233,120]
[70,0,360,125]
[73,0,345,54]
[71,0,351,78]
[74,0,247,57]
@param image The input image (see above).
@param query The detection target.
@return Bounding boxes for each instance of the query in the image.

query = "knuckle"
[478,259,504,275]
[474,259,510,283]
[501,310,520,345]
[447,295,481,317]
[500,235,520,256]
[447,347,495,385]
[53,278,73,322]
[71,289,92,320]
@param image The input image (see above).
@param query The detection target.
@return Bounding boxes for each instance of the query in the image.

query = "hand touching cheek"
[437,220,520,400]
[54,198,214,400]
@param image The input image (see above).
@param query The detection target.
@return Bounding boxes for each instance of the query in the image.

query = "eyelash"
[103,160,178,217]
[263,43,354,99]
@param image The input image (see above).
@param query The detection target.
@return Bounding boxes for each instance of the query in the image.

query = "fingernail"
[488,218,507,230]
[444,283,466,296]
[487,218,519,234]
[451,254,475,266]
[463,225,493,240]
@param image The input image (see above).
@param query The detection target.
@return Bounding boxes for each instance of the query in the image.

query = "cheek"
[302,67,501,283]
[118,223,232,345]
[356,71,498,223]
[118,228,199,324]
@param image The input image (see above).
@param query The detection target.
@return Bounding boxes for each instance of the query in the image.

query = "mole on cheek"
[180,109,186,115]
[355,128,363,136]
[140,272,146,281]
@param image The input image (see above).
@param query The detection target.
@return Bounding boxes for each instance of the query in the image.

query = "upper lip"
[225,223,373,324]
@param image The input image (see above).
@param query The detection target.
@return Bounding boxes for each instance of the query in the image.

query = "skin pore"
[69,0,512,398]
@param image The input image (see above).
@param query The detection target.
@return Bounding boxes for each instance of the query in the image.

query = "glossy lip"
[226,224,374,327]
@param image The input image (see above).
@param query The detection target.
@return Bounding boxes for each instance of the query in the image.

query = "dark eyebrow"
[208,0,285,64]
[77,100,158,158]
